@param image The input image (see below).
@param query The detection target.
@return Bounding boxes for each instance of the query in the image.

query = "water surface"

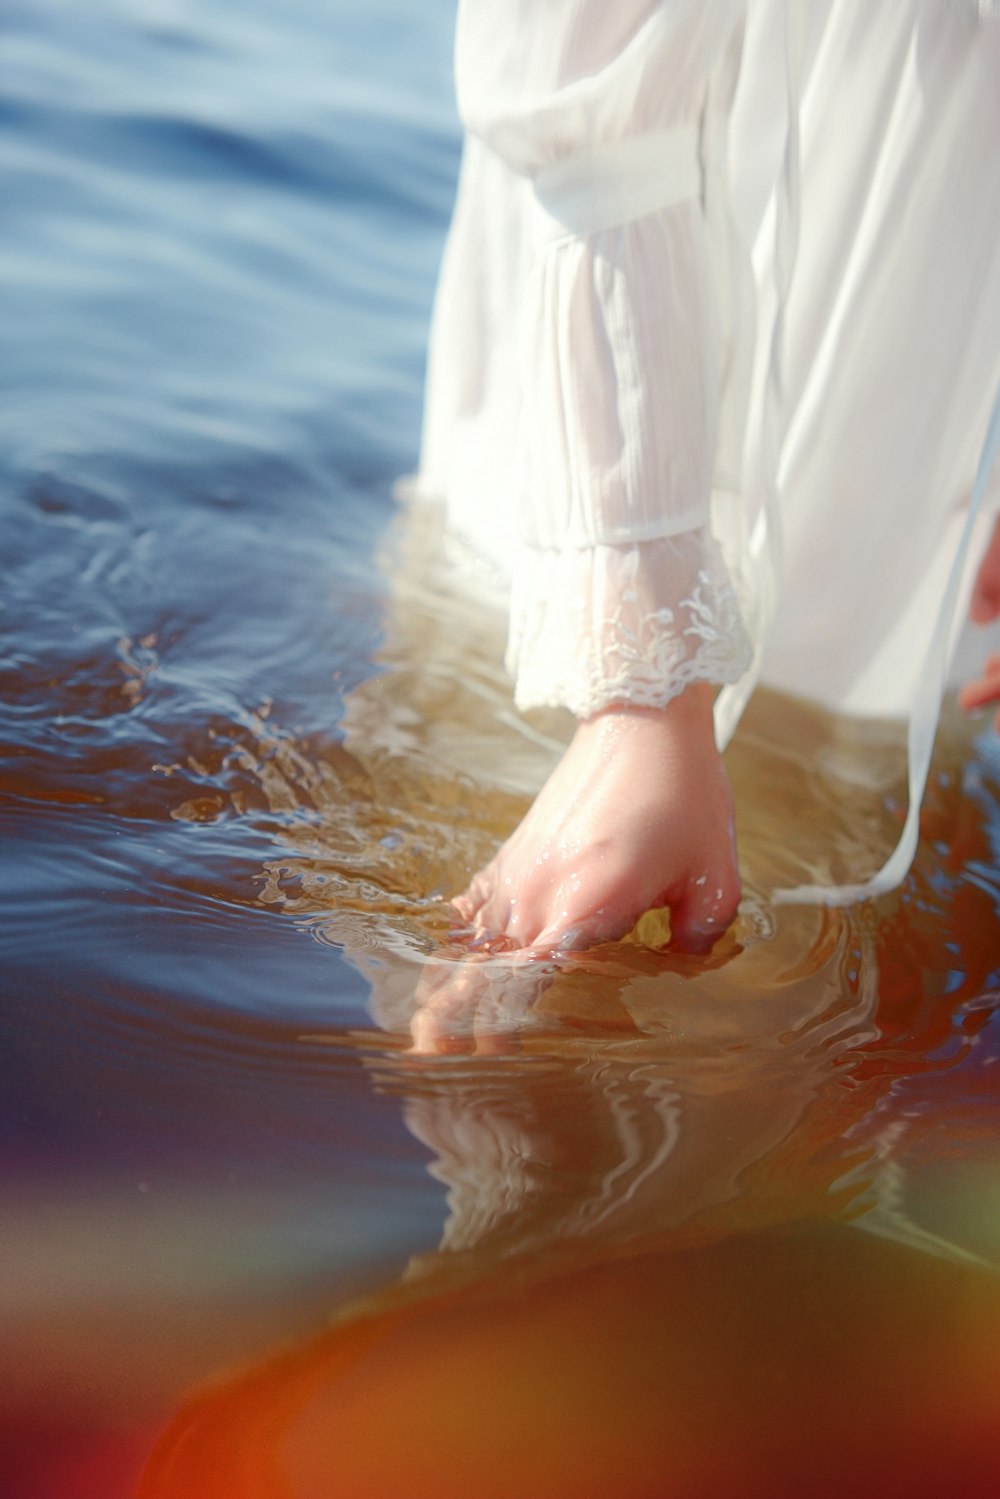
[2,3,999,1496]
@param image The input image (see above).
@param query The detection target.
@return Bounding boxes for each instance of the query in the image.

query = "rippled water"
[3,3,1000,1496]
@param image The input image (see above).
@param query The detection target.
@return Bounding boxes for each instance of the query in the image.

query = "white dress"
[416,0,1000,894]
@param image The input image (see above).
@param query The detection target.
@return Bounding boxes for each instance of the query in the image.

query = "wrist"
[580,683,717,738]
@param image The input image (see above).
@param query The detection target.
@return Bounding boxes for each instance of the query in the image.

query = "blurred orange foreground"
[139,1224,1000,1499]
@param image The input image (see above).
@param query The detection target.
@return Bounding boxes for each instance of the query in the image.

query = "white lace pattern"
[507,526,752,717]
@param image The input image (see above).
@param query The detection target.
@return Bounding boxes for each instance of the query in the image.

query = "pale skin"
[959,514,1000,730]
[407,520,1000,1054]
[450,517,1000,963]
[410,681,739,1054]
[452,681,740,958]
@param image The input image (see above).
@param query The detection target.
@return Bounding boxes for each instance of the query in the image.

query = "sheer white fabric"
[417,0,1000,724]
[507,529,751,717]
[734,0,1000,719]
[419,0,752,716]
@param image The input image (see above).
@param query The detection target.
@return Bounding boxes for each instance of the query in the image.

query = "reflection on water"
[135,499,1000,1495]
[7,443,1000,1499]
[3,1,1000,1495]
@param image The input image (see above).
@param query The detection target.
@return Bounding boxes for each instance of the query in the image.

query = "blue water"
[0,0,458,1029]
[2,3,1000,1494]
[1,4,462,1480]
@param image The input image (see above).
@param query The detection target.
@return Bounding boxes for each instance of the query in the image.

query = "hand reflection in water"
[405,914,739,1057]
[138,759,1000,1497]
[137,904,1000,1499]
[354,902,880,1280]
[407,948,554,1055]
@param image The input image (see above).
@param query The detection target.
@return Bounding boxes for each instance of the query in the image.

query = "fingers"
[410,956,502,1054]
[452,865,553,950]
[667,870,741,955]
[530,901,628,957]
[958,650,1000,714]
[408,951,551,1055]
[452,864,523,943]
[452,863,742,961]
[451,868,491,924]
[970,519,1000,624]
[970,581,1000,625]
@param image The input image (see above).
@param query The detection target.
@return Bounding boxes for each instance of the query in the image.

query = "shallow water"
[2,3,1000,1496]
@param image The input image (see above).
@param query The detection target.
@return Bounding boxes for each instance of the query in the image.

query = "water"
[2,3,999,1495]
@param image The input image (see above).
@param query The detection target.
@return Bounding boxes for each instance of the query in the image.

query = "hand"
[960,516,1000,730]
[969,515,1000,626]
[451,684,740,957]
[958,651,1000,730]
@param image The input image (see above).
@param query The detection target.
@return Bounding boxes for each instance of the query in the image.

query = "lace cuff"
[507,526,752,718]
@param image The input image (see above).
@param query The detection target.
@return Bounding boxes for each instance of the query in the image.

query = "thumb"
[668,870,741,955]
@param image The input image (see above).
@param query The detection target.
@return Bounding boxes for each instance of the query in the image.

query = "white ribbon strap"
[775,377,1000,906]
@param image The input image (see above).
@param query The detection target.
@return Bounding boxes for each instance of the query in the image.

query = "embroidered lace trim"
[507,527,752,718]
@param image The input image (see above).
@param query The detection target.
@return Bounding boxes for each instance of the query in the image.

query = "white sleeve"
[432,1,755,716]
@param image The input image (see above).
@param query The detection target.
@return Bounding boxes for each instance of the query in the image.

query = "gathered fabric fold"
[514,204,723,553]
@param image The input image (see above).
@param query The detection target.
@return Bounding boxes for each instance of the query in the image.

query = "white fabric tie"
[749,0,1000,907]
[531,124,701,243]
[775,377,1000,906]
